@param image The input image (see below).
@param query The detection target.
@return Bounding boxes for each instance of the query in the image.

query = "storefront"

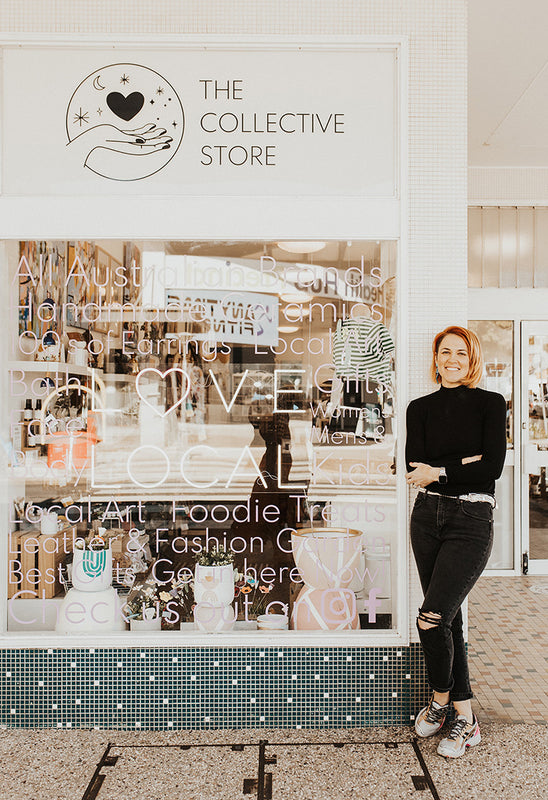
[0,2,468,730]
[469,206,548,577]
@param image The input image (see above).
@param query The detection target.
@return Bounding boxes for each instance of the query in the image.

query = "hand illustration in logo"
[66,63,184,181]
[68,121,173,164]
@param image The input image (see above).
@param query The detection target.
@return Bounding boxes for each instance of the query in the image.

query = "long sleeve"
[405,400,427,471]
[444,392,507,485]
[405,399,464,471]
[404,386,507,496]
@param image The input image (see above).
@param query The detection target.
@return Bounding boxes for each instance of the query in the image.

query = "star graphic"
[97,108,103,116]
[156,87,164,95]
[172,121,178,128]
[73,107,90,126]
[150,99,155,105]
[120,74,130,84]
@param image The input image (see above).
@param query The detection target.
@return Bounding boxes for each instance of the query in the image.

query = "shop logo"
[66,63,184,181]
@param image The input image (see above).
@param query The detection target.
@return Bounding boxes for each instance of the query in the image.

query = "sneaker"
[414,695,450,737]
[437,714,481,758]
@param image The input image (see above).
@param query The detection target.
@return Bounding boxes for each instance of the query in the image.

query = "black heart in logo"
[106,92,145,122]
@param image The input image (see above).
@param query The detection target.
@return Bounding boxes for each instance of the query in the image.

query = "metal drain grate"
[80,738,441,800]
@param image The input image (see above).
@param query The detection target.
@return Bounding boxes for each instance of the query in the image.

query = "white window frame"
[0,34,409,649]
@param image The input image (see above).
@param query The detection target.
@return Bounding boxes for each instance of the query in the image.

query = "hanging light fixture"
[276,241,326,254]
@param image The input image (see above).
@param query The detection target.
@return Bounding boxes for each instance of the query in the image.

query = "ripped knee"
[417,609,442,630]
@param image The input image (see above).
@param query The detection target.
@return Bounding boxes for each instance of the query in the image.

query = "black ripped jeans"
[410,491,494,702]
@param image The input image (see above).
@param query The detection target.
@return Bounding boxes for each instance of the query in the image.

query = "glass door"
[521,322,548,574]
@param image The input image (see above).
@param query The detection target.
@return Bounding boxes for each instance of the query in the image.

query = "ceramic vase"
[257,613,289,631]
[291,586,359,631]
[193,564,235,632]
[130,614,162,631]
[56,586,125,633]
[193,602,236,633]
[291,527,363,590]
[71,547,112,592]
[194,564,235,606]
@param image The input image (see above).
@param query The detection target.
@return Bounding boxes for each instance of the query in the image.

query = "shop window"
[4,240,398,635]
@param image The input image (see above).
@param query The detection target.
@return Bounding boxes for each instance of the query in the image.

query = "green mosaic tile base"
[0,644,429,729]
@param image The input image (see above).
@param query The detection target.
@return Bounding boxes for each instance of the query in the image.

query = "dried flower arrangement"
[195,545,235,567]
[234,570,274,619]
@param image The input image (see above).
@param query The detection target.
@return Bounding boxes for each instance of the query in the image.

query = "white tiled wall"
[0,0,468,642]
[469,167,548,205]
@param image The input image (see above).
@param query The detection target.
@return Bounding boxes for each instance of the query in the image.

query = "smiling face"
[436,333,470,387]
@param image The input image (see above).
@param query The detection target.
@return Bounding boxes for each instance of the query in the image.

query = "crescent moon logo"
[66,62,185,180]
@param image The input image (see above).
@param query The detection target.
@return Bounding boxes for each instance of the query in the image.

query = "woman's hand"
[406,462,441,488]
[406,455,483,487]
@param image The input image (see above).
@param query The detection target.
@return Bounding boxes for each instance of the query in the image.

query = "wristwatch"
[438,467,448,484]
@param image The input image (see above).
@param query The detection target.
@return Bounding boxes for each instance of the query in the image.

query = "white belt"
[418,487,496,508]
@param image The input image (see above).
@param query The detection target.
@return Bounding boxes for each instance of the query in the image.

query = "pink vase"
[290,586,359,631]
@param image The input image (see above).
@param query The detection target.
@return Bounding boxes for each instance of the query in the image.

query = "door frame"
[521,320,548,575]
[469,288,548,576]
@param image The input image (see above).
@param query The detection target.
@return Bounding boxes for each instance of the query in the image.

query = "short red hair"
[431,326,483,388]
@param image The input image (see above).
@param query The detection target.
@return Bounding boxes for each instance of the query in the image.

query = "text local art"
[15,497,386,527]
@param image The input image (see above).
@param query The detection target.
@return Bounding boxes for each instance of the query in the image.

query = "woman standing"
[405,326,506,758]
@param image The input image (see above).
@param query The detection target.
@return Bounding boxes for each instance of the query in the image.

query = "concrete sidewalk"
[0,725,545,800]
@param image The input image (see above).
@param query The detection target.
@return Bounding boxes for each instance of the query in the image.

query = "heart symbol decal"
[135,368,191,418]
[106,91,145,121]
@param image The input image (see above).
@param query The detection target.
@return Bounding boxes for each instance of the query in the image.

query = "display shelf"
[100,371,136,384]
[8,361,91,378]
[9,361,137,383]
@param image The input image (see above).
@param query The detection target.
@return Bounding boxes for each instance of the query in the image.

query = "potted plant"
[193,546,236,632]
[125,573,190,631]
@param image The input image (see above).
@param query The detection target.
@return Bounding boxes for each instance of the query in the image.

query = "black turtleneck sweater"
[405,385,507,496]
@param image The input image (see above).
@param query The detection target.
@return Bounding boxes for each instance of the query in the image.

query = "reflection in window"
[6,240,397,634]
[468,320,513,446]
[468,319,514,570]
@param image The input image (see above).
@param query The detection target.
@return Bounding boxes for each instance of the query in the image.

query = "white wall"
[0,0,468,643]
[469,167,548,205]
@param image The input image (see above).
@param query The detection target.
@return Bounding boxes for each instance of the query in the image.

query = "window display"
[5,239,398,635]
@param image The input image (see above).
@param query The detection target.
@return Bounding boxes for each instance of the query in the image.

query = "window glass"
[5,240,398,634]
[468,320,513,446]
[468,319,514,570]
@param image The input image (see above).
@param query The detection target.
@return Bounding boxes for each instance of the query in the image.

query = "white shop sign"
[2,46,397,197]
[165,289,279,345]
